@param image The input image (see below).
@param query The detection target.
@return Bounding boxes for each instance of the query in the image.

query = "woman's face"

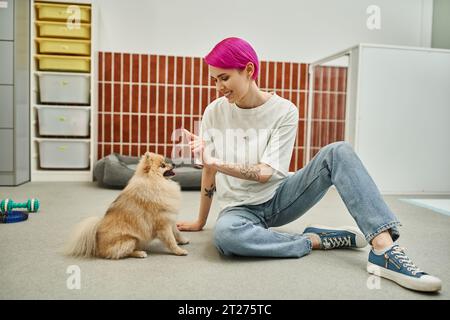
[209,64,254,104]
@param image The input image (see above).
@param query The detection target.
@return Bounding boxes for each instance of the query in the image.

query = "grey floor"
[0,182,449,300]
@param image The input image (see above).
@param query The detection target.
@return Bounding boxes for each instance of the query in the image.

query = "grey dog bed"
[94,153,202,190]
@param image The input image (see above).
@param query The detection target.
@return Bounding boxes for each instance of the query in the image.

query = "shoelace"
[322,235,351,249]
[388,246,424,275]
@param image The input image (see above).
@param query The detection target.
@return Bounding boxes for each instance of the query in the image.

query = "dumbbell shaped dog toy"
[0,199,40,223]
[0,198,40,213]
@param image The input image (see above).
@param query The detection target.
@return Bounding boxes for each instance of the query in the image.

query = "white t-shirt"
[200,93,299,211]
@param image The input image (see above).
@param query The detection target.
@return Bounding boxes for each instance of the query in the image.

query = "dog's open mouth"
[163,169,175,177]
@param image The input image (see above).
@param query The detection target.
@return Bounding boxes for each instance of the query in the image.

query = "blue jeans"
[214,141,401,258]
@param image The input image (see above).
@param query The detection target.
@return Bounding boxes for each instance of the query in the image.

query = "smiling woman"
[178,36,299,219]
[176,37,442,293]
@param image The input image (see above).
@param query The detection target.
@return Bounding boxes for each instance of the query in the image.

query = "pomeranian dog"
[65,152,189,259]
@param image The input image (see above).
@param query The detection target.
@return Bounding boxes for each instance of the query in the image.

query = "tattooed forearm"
[204,184,216,198]
[219,163,261,182]
[209,158,272,183]
[239,165,261,181]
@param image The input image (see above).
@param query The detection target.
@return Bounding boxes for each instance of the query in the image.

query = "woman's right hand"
[176,220,205,232]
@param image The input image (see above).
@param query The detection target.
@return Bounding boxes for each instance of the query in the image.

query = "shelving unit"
[0,0,29,186]
[30,0,97,181]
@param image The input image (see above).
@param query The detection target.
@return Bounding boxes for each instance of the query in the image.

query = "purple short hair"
[204,37,259,80]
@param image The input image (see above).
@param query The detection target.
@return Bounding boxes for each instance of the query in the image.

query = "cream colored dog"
[65,152,189,259]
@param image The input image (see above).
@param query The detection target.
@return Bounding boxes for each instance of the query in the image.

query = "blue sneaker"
[303,224,368,249]
[367,245,442,292]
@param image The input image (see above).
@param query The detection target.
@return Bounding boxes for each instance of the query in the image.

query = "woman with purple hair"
[177,37,441,293]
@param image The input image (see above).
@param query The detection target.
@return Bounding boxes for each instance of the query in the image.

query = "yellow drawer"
[36,38,91,56]
[36,55,91,73]
[36,21,91,39]
[35,2,91,23]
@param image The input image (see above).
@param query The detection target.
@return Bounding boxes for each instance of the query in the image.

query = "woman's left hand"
[182,129,217,167]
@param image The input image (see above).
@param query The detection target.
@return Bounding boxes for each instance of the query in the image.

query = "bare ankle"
[371,230,394,251]
[307,234,321,250]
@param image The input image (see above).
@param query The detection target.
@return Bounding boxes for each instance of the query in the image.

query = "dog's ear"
[142,152,153,173]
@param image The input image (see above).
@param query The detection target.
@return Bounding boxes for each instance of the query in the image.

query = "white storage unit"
[37,72,90,104]
[38,139,90,168]
[308,44,450,194]
[37,105,90,136]
[30,0,97,181]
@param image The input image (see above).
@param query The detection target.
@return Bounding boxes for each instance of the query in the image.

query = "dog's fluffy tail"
[64,217,101,258]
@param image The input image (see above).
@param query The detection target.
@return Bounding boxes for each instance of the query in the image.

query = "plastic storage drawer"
[37,106,90,137]
[38,139,90,169]
[37,72,90,104]
[35,21,91,39]
[35,3,91,23]
[36,38,91,56]
[36,55,90,72]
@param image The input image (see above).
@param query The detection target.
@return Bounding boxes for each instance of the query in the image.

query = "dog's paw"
[178,238,189,245]
[174,248,188,256]
[130,250,148,258]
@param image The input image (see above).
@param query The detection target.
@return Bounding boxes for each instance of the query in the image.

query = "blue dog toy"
[0,211,29,223]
